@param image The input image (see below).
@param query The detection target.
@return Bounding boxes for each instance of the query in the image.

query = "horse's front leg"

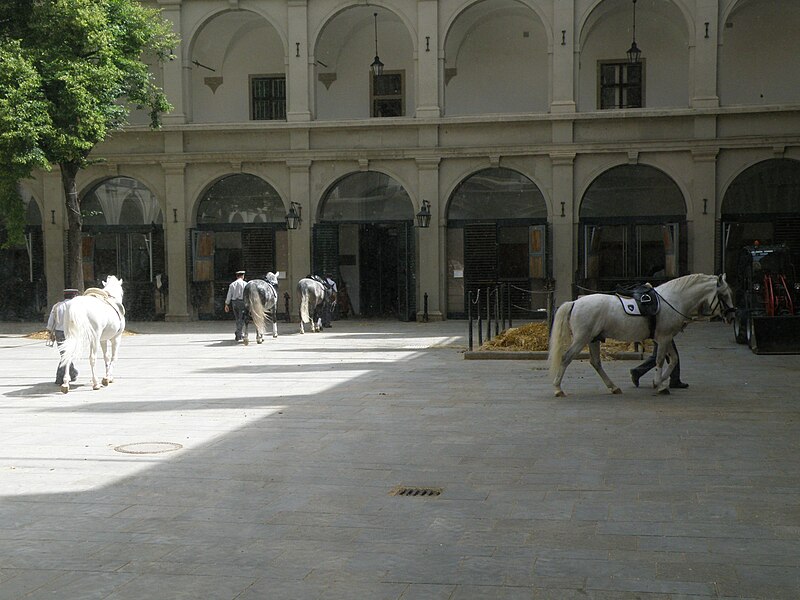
[100,339,111,386]
[103,338,119,385]
[272,308,278,338]
[587,341,622,394]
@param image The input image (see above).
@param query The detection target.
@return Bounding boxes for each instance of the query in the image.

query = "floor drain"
[113,442,183,455]
[389,486,442,498]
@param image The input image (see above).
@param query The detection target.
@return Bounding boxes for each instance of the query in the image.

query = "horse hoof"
[243,338,249,346]
[657,388,671,395]
[93,384,102,390]
[554,390,566,397]
[61,385,69,394]
[102,378,109,386]
[257,338,263,344]
[272,334,278,338]
[612,387,623,394]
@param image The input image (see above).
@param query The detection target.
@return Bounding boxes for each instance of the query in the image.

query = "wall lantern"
[415,200,432,228]
[285,201,302,230]
[370,12,384,77]
[626,0,642,64]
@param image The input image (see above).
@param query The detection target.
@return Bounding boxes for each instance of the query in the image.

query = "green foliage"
[0,0,179,246]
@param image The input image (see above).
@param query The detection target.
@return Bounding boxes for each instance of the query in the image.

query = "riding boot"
[630,354,656,388]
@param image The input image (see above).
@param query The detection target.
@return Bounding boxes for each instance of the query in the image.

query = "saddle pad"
[617,295,642,316]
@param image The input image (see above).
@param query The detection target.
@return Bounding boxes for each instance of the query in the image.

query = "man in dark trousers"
[630,339,688,389]
[46,288,80,385]
[224,270,247,341]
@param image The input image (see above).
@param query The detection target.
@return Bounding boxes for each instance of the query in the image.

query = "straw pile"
[26,329,136,340]
[480,321,651,358]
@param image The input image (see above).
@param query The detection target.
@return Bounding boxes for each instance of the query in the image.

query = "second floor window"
[599,62,643,109]
[251,76,286,120]
[371,71,404,117]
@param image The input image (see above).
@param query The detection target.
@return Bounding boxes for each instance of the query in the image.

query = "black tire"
[747,317,757,351]
[733,311,748,344]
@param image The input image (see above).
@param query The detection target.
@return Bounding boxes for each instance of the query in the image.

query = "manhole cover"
[113,442,183,455]
[389,486,442,498]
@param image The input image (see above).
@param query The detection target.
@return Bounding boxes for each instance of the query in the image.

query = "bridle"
[709,286,736,320]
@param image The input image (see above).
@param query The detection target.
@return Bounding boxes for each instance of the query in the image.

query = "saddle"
[84,287,126,318]
[616,284,659,338]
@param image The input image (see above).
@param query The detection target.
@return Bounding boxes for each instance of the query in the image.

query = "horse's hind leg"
[103,338,119,386]
[553,341,586,397]
[653,342,675,395]
[271,307,278,338]
[588,341,621,394]
[89,347,101,390]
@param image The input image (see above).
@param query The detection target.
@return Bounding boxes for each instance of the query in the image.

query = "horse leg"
[243,320,249,345]
[104,337,120,385]
[553,340,586,397]
[100,339,111,386]
[588,341,622,394]
[653,342,675,395]
[272,307,278,338]
[60,368,71,394]
[89,347,102,390]
[300,319,305,334]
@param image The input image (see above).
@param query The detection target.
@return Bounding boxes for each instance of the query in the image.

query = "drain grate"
[389,485,443,498]
[113,442,183,455]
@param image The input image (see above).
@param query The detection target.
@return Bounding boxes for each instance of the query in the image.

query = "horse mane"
[656,273,713,294]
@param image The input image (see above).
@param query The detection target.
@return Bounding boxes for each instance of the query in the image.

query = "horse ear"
[717,274,723,286]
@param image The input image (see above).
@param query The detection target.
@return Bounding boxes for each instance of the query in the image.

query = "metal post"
[423,292,429,322]
[486,288,491,341]
[477,290,483,347]
[508,286,513,329]
[467,291,473,350]
[500,284,505,331]
[494,288,500,336]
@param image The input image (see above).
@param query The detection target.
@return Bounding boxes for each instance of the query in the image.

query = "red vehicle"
[732,243,800,353]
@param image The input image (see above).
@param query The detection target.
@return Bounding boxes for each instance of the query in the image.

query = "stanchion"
[467,290,474,351]
[477,290,483,347]
[485,287,491,342]
[494,288,500,336]
[423,292,429,322]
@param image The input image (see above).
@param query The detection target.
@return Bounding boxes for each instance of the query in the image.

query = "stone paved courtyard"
[0,318,798,599]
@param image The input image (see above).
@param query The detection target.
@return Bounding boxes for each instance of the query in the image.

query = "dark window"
[371,71,404,117]
[599,62,643,109]
[251,76,286,120]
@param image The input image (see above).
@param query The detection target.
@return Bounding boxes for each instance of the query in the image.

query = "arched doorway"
[0,194,45,319]
[446,168,548,318]
[721,158,800,287]
[191,174,288,319]
[579,165,687,292]
[81,177,165,320]
[316,171,415,320]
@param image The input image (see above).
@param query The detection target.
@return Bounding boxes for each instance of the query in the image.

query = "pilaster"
[550,152,577,306]
[158,0,186,124]
[691,148,719,275]
[691,0,720,108]
[416,0,440,118]
[163,162,190,321]
[287,159,312,315]
[43,170,65,308]
[287,0,312,121]
[416,157,442,321]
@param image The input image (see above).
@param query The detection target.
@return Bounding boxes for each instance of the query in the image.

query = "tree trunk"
[60,161,84,291]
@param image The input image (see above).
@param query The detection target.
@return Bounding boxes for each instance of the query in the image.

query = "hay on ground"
[480,321,652,358]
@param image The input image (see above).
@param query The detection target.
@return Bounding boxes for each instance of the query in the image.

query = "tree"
[0,0,178,289]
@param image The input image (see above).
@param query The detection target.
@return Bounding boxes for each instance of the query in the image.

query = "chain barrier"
[467,283,555,351]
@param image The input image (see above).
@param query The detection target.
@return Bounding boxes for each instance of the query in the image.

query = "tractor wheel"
[747,317,758,351]
[733,311,748,344]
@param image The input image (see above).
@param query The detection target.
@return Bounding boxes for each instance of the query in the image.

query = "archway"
[0,194,45,319]
[446,167,548,318]
[579,164,686,292]
[81,177,164,320]
[192,174,287,319]
[721,158,800,287]
[316,171,415,320]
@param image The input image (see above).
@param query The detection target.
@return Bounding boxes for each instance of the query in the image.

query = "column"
[287,0,312,122]
[163,162,190,320]
[287,159,312,315]
[416,0,440,118]
[691,149,718,274]
[691,0,720,108]
[416,157,442,321]
[551,1,576,114]
[43,170,65,308]
[550,152,577,306]
[158,1,186,124]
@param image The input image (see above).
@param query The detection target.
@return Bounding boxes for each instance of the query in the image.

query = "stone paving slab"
[0,318,798,599]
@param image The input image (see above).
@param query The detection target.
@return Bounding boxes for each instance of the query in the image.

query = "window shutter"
[192,230,215,281]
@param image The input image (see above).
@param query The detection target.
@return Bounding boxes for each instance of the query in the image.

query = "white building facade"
[14,0,800,322]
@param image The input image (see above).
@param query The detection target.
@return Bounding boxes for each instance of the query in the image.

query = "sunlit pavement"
[0,318,798,599]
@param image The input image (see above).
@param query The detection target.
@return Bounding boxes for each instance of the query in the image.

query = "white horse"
[297,277,334,333]
[242,272,279,344]
[548,274,735,397]
[58,276,126,393]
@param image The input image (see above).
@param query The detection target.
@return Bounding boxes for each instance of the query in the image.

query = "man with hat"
[224,270,247,341]
[46,289,80,385]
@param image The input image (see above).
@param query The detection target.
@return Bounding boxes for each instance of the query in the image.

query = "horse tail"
[298,283,311,324]
[548,301,575,379]
[247,284,267,335]
[59,298,95,371]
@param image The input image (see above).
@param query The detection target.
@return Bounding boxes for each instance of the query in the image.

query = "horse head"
[713,273,736,324]
[264,272,279,288]
[103,276,124,301]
